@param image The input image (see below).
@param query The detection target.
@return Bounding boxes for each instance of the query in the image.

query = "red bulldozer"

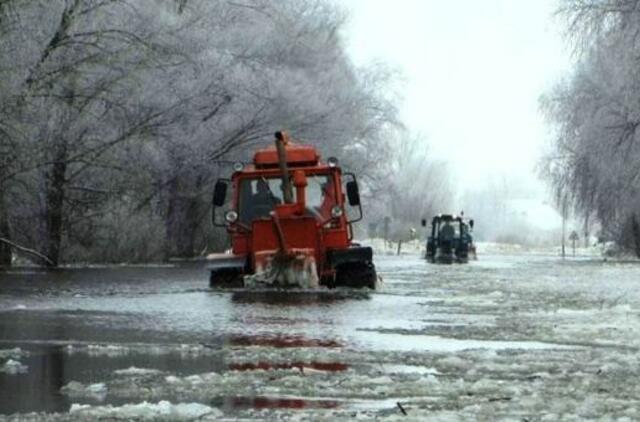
[207,131,376,289]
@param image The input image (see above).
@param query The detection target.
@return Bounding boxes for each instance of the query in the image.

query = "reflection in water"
[229,361,348,372]
[216,396,340,410]
[0,264,201,298]
[230,290,370,305]
[0,344,226,415]
[228,334,342,348]
[0,347,70,414]
[0,258,421,415]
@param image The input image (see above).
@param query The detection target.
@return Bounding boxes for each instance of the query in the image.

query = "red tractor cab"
[208,131,376,289]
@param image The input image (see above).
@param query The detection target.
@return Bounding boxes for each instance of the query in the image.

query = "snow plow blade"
[207,254,245,288]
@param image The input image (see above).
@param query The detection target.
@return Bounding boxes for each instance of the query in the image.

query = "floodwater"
[1,250,640,420]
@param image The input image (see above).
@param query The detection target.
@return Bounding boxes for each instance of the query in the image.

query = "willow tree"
[542,0,640,256]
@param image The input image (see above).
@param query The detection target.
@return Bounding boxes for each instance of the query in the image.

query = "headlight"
[327,157,339,167]
[233,162,245,172]
[330,206,343,218]
[225,210,239,223]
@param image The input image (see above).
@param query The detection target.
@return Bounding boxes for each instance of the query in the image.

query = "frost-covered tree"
[391,134,452,231]
[0,0,196,266]
[150,0,400,258]
[0,0,400,266]
[361,132,452,241]
[541,0,640,256]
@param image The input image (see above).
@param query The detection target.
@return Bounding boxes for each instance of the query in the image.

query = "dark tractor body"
[422,214,476,264]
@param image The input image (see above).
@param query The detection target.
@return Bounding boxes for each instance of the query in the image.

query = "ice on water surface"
[1,250,640,420]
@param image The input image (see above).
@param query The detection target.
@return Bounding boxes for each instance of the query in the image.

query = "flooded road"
[1,250,640,420]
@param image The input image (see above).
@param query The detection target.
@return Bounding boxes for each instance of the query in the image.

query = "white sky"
[341,0,572,228]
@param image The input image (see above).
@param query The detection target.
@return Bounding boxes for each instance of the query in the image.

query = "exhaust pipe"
[275,131,294,204]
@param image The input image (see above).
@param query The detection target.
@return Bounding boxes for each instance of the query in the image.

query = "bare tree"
[542,0,640,256]
[0,0,402,265]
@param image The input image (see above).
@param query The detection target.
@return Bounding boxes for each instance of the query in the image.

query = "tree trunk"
[583,212,590,248]
[0,187,11,267]
[561,198,567,259]
[165,175,201,259]
[44,142,68,267]
[631,213,640,259]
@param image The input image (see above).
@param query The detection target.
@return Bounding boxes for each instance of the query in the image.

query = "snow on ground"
[362,238,424,256]
[364,237,612,259]
[476,241,607,257]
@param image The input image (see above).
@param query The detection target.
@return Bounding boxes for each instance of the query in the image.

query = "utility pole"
[569,231,579,257]
[383,216,390,247]
[561,197,567,260]
[583,212,590,248]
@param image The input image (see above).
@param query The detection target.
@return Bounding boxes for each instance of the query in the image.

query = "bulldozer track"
[209,269,243,288]
[334,261,376,289]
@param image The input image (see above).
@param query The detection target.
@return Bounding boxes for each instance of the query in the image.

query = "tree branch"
[0,237,54,266]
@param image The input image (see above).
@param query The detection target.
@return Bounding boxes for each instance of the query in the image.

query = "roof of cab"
[253,144,320,168]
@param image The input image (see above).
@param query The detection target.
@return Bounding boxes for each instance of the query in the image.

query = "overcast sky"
[341,0,572,200]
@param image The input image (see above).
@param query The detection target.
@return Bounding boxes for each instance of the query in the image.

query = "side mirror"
[346,181,360,206]
[421,219,427,227]
[213,181,228,207]
[469,219,474,229]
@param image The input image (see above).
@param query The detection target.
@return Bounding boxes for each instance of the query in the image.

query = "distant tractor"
[207,131,376,289]
[422,214,476,264]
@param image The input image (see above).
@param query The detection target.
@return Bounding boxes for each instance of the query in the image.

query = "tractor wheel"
[320,275,336,289]
[334,262,376,289]
[209,269,243,288]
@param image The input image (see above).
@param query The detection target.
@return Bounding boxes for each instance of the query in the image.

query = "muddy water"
[1,252,640,418]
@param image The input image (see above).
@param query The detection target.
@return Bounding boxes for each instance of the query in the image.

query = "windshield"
[436,220,461,240]
[238,174,336,224]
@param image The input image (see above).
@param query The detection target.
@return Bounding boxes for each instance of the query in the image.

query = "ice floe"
[0,347,28,360]
[61,381,107,401]
[114,366,162,376]
[1,358,28,374]
[68,400,221,420]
